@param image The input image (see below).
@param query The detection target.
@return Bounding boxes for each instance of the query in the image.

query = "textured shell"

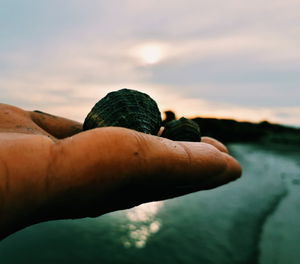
[83,88,162,135]
[161,117,201,142]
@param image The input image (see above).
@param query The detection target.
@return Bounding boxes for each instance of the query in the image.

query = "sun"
[136,43,164,64]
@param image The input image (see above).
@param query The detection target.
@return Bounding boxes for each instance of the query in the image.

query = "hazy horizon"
[1,1,299,126]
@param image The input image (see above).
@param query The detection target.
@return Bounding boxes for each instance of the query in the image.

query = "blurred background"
[0,0,299,126]
[0,1,300,263]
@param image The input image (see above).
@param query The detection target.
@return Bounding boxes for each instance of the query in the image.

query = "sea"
[0,143,299,264]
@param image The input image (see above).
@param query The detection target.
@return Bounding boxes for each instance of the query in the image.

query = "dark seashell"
[161,117,201,142]
[83,88,162,135]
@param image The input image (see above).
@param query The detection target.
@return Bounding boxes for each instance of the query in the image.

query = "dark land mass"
[193,117,300,145]
[163,111,300,145]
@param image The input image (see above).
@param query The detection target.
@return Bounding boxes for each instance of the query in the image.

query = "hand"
[0,103,241,240]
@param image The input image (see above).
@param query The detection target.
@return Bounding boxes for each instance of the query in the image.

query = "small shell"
[83,88,162,135]
[161,117,201,142]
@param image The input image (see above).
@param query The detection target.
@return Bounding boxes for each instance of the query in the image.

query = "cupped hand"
[0,104,241,240]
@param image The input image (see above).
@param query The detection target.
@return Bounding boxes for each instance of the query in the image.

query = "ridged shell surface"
[161,117,201,142]
[83,88,162,135]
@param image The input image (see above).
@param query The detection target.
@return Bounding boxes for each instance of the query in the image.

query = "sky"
[0,0,299,126]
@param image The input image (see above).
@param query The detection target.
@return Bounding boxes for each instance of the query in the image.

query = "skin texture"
[0,103,241,240]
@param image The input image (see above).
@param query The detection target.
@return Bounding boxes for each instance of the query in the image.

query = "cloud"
[0,0,300,126]
[164,35,300,66]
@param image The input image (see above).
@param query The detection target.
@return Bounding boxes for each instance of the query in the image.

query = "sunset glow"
[1,1,299,126]
[135,43,164,64]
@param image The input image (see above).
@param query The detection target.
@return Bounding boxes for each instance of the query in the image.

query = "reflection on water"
[121,201,163,248]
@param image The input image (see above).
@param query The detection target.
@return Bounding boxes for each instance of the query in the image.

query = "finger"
[201,136,228,153]
[157,126,164,136]
[182,151,241,190]
[125,154,241,204]
[46,127,241,219]
[148,139,241,188]
[70,128,241,190]
[158,129,228,154]
[109,136,241,205]
[29,110,83,139]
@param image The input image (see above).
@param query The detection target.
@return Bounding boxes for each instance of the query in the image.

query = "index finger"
[201,136,229,153]
[29,110,83,139]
